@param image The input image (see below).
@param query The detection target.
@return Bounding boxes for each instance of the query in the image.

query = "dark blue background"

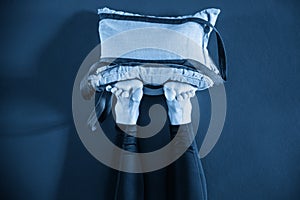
[0,0,299,199]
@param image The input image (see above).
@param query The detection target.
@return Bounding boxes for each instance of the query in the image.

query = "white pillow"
[97,7,221,72]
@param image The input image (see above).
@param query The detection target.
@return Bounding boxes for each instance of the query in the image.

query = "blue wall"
[0,0,299,199]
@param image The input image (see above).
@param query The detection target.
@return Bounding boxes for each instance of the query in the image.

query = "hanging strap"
[191,17,227,81]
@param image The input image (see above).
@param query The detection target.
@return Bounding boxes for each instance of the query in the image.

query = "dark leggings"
[167,123,207,200]
[114,124,144,200]
[114,123,207,200]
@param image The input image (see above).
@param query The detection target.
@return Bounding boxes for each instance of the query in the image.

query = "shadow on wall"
[34,11,118,200]
[0,11,116,200]
[35,10,99,116]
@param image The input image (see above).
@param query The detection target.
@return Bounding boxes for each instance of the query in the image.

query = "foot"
[163,82,197,125]
[107,79,143,125]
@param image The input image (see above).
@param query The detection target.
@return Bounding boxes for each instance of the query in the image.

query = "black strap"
[99,13,227,81]
[87,89,112,130]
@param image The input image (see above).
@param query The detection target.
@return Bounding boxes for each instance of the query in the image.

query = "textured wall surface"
[0,0,299,199]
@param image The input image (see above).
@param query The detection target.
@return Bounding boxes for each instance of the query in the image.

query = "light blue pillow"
[97,7,221,73]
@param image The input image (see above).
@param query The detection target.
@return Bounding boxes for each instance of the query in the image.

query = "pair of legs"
[110,79,207,200]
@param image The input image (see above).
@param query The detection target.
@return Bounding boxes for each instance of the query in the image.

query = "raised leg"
[164,81,207,200]
[107,79,144,200]
[163,81,197,125]
[109,79,143,125]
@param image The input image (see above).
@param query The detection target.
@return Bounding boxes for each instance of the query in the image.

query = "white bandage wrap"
[89,64,222,92]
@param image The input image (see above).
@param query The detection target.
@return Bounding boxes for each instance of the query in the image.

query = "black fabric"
[168,124,207,200]
[114,124,144,200]
[113,123,207,200]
